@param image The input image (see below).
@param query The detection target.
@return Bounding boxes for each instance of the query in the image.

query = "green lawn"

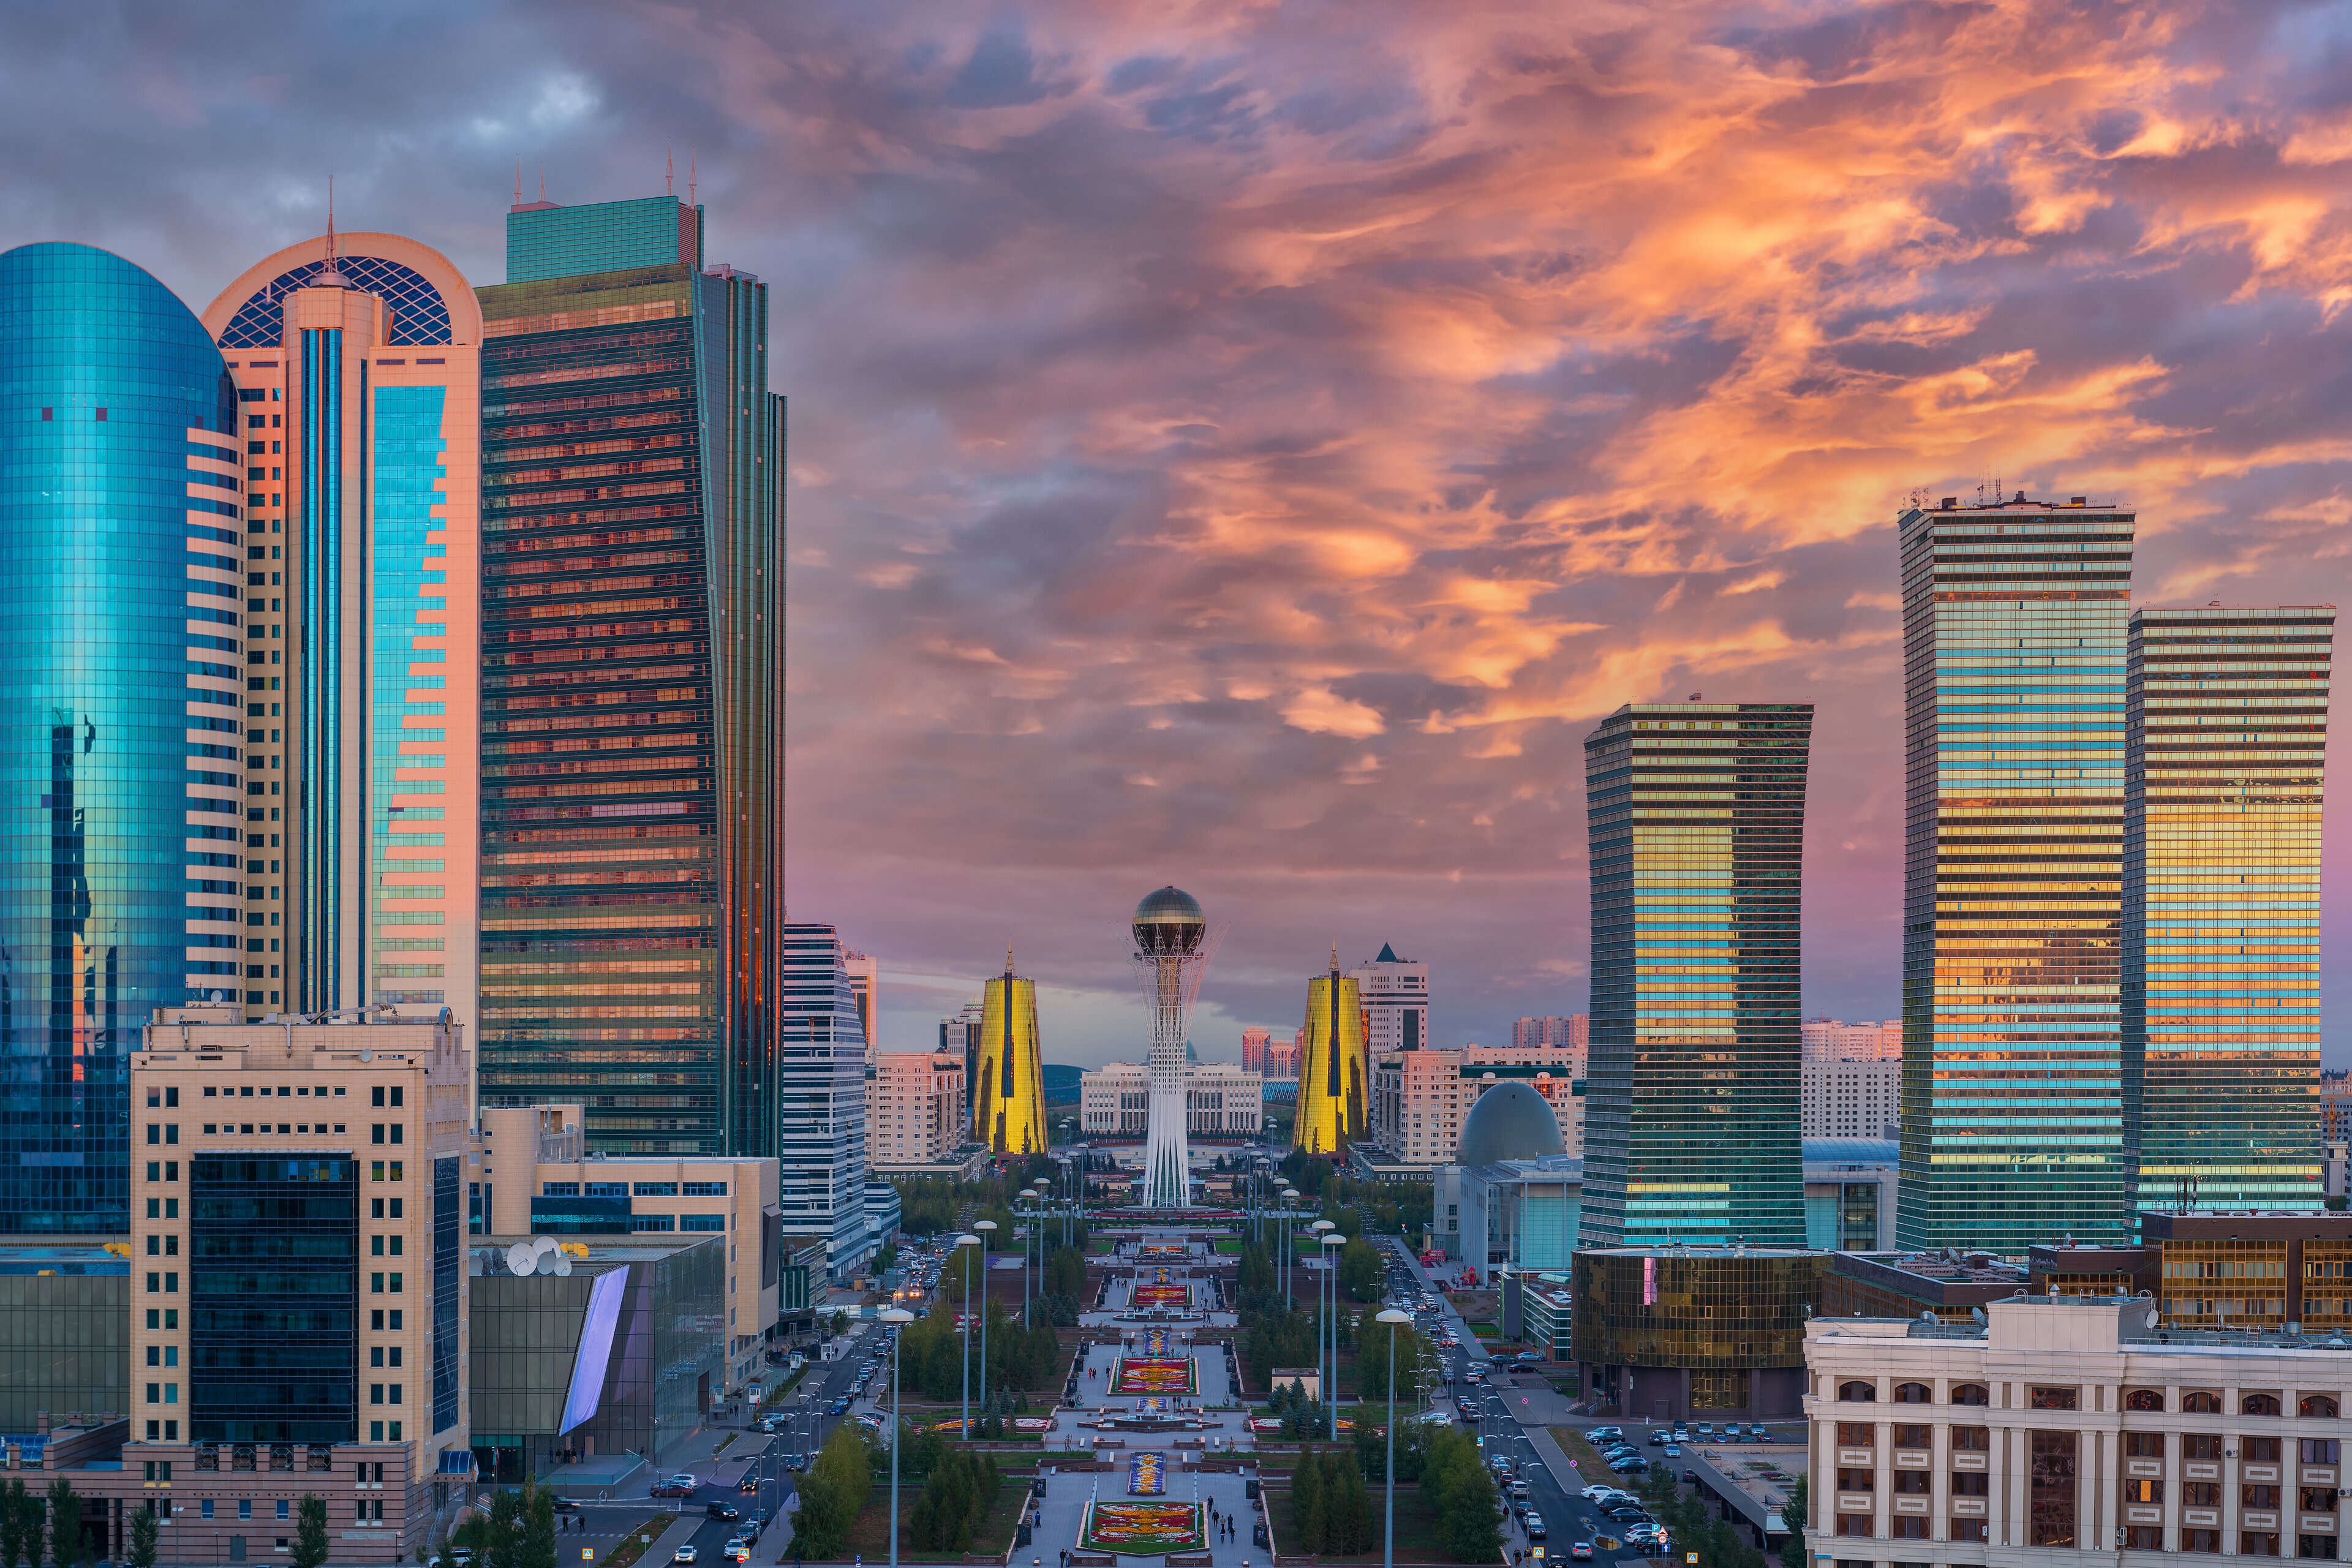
[1213,1238,1243,1254]
[842,1476,1024,1561]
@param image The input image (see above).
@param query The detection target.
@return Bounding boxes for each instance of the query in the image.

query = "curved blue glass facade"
[0,243,240,1233]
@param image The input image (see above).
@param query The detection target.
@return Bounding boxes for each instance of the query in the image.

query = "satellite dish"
[506,1243,535,1275]
[533,1235,559,1256]
[358,1050,374,1063]
[553,1256,574,1276]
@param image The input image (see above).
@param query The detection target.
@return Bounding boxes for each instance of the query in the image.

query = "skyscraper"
[2127,605,2335,1212]
[843,949,877,1069]
[1578,701,1809,1248]
[1896,497,2136,1251]
[780,921,872,1277]
[973,956,1047,1156]
[1294,952,1368,1155]
[471,193,785,1160]
[1242,1026,1270,1074]
[200,231,483,1028]
[1353,943,1429,1053]
[0,243,244,1233]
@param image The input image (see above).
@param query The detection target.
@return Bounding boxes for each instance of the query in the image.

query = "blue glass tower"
[0,244,245,1232]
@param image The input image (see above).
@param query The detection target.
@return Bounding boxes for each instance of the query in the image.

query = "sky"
[6,0,2347,1066]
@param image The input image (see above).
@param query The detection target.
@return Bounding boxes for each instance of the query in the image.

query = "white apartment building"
[868,1051,965,1168]
[845,951,878,1069]
[781,922,873,1283]
[1512,1015,1588,1052]
[1354,943,1430,1054]
[1804,1295,2352,1568]
[1805,1055,1902,1140]
[1371,1044,1585,1165]
[1080,1062,1262,1138]
[1806,1017,1902,1061]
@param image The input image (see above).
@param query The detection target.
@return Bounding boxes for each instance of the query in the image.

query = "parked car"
[1569,1544,1593,1561]
[1694,1422,1714,1439]
[1662,1444,1681,1457]
[1682,1469,1700,1484]
[1645,1431,1664,1446]
[1523,1513,1547,1540]
[650,1477,696,1499]
[1588,1427,1623,1443]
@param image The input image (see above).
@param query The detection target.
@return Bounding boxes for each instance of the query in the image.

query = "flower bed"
[1112,1357,1198,1395]
[1080,1501,1205,1556]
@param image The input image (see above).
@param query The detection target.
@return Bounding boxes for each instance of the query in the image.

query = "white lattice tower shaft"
[1143,954,1191,1207]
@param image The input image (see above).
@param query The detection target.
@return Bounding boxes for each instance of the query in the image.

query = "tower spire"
[688,154,697,206]
[513,160,522,208]
[666,145,674,197]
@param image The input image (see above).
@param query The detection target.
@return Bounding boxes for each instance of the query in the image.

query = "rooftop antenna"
[688,153,698,206]
[539,165,546,203]
[666,145,675,197]
[513,161,522,207]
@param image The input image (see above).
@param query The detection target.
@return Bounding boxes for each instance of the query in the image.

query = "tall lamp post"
[973,1218,998,1422]
[1318,1230,1346,1439]
[955,1232,981,1438]
[1309,1218,1336,1425]
[881,1306,916,1568]
[1375,1308,1411,1568]
[1282,1190,1302,1304]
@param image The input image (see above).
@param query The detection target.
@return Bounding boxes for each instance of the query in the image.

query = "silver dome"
[1455,1081,1567,1167]
[1132,885,1206,956]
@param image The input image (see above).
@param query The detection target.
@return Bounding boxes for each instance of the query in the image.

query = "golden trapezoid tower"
[975,953,1047,1156]
[1294,950,1367,1154]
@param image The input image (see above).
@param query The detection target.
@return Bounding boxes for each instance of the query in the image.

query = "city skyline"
[0,7,2345,1076]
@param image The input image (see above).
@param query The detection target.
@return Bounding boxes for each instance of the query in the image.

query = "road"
[1376,1236,1664,1568]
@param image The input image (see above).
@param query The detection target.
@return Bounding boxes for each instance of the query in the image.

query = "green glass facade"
[1578,701,1809,1248]
[1896,501,2136,1250]
[473,198,784,1161]
[2126,606,2334,1212]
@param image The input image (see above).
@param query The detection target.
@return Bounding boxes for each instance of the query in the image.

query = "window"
[2124,1389,2165,1411]
[2030,1386,2079,1411]
[2031,1430,2079,1547]
[1838,1381,1877,1402]
[2185,1483,2224,1508]
[2244,1485,2282,1510]
[1834,1517,1872,1538]
[239,1501,251,1520]
[2185,1530,2223,1554]
[2302,1488,2337,1515]
[1893,1425,1931,1449]
[632,1182,677,1197]
[1836,1469,1874,1493]
[2244,1533,2282,1558]
[1836,1423,1875,1446]
[1891,1471,1929,1495]
[680,1214,725,1232]
[2125,1432,2165,1458]
[2245,1393,2284,1416]
[2301,1396,2339,1419]
[1950,1382,1988,1406]
[1893,1382,1930,1404]
[2301,1439,2340,1464]
[1950,1472,1988,1497]
[2184,1391,2223,1413]
[1949,1521,1987,1544]
[1950,1426,1989,1452]
[683,1180,726,1196]
[2246,1437,2282,1463]
[2127,1527,2162,1551]
[202,1502,214,1521]
[2187,1433,2224,1460]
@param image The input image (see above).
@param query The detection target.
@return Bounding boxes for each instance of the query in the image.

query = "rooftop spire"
[666,145,674,197]
[315,176,350,287]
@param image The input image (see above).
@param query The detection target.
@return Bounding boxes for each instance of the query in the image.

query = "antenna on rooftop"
[514,161,522,207]
[325,175,336,265]
[689,153,698,206]
[667,144,675,197]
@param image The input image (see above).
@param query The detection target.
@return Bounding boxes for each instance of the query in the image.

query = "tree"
[1421,1427,1501,1564]
[1,1479,32,1568]
[791,1422,875,1560]
[43,1481,78,1568]
[1339,1237,1383,1302]
[1779,1479,1808,1568]
[290,1496,330,1568]
[521,1482,558,1568]
[1289,1450,1325,1555]
[123,1509,157,1568]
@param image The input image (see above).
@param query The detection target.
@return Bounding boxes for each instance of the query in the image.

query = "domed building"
[1454,1081,1567,1166]
[1433,1079,1583,1292]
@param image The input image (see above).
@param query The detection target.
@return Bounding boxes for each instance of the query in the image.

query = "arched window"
[1894,1382,1931,1404]
[1951,1383,1988,1406]
[1839,1381,1878,1403]
[2125,1389,2165,1412]
[2243,1393,2283,1417]
[2184,1391,2222,1414]
[2301,1395,2339,1419]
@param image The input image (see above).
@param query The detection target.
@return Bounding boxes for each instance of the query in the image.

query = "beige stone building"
[868,1050,966,1168]
[1370,1042,1585,1166]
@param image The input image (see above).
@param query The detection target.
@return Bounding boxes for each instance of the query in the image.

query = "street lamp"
[1282,1190,1302,1303]
[973,1219,998,1423]
[881,1306,916,1568]
[1318,1231,1346,1438]
[1375,1308,1411,1568]
[955,1232,981,1438]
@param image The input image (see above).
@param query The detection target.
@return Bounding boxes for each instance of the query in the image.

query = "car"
[448,1554,474,1568]
[1415,1411,1453,1426]
[1682,1469,1700,1484]
[1671,1424,1689,1441]
[738,1474,760,1493]
[1645,1432,1664,1446]
[1662,1444,1681,1457]
[1752,1425,1774,1441]
[1587,1426,1623,1443]
[735,1521,763,1546]
[1580,1486,1616,1502]
[1523,1513,1547,1540]
[1569,1545,1593,1561]
[1609,1458,1649,1474]
[706,1502,741,1521]
[827,1397,849,1414]
[650,1477,695,1499]
[721,1547,749,1565]
[1605,1506,1649,1524]
[1509,1480,1529,1500]
[549,1498,580,1514]
[672,1550,698,1566]
[1694,1422,1714,1439]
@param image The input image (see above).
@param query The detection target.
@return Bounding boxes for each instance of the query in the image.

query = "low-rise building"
[1079,1063,1262,1139]
[1572,1245,1828,1420]
[1802,1294,2352,1566]
[1806,1139,1900,1253]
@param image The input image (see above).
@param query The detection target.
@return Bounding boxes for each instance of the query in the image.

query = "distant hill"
[1041,1064,1084,1091]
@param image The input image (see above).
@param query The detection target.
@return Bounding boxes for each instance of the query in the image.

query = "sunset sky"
[7,1,2346,1063]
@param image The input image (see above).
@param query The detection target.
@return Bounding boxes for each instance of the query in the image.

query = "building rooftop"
[0,1242,129,1275]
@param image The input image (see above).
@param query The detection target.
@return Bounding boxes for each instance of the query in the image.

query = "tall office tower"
[973,956,1047,1155]
[0,243,244,1234]
[2127,606,2335,1212]
[1242,1026,1270,1074]
[200,233,483,1029]
[1578,701,1810,1248]
[1294,952,1368,1154]
[1265,1033,1300,1079]
[779,922,870,1278]
[843,950,877,1070]
[941,998,984,1134]
[1896,497,2136,1250]
[1353,943,1429,1052]
[471,193,784,1159]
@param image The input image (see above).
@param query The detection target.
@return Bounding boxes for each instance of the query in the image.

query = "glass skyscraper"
[0,243,245,1232]
[1896,497,2136,1250]
[2127,605,2334,1212]
[1577,701,1810,1248]
[198,232,484,1028]
[780,922,873,1278]
[472,194,784,1164]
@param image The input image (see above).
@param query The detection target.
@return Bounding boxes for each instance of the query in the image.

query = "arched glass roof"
[217,255,453,348]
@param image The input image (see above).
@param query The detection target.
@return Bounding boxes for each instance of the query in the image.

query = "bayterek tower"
[1131,886,1212,1208]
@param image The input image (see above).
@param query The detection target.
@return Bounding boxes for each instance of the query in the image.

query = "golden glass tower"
[1294,955,1368,1154]
[974,956,1047,1156]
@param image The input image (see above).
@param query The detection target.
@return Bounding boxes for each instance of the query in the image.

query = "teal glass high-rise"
[2127,605,2334,1212]
[0,243,245,1232]
[473,195,786,1179]
[1896,497,2136,1250]
[1578,701,1811,1248]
